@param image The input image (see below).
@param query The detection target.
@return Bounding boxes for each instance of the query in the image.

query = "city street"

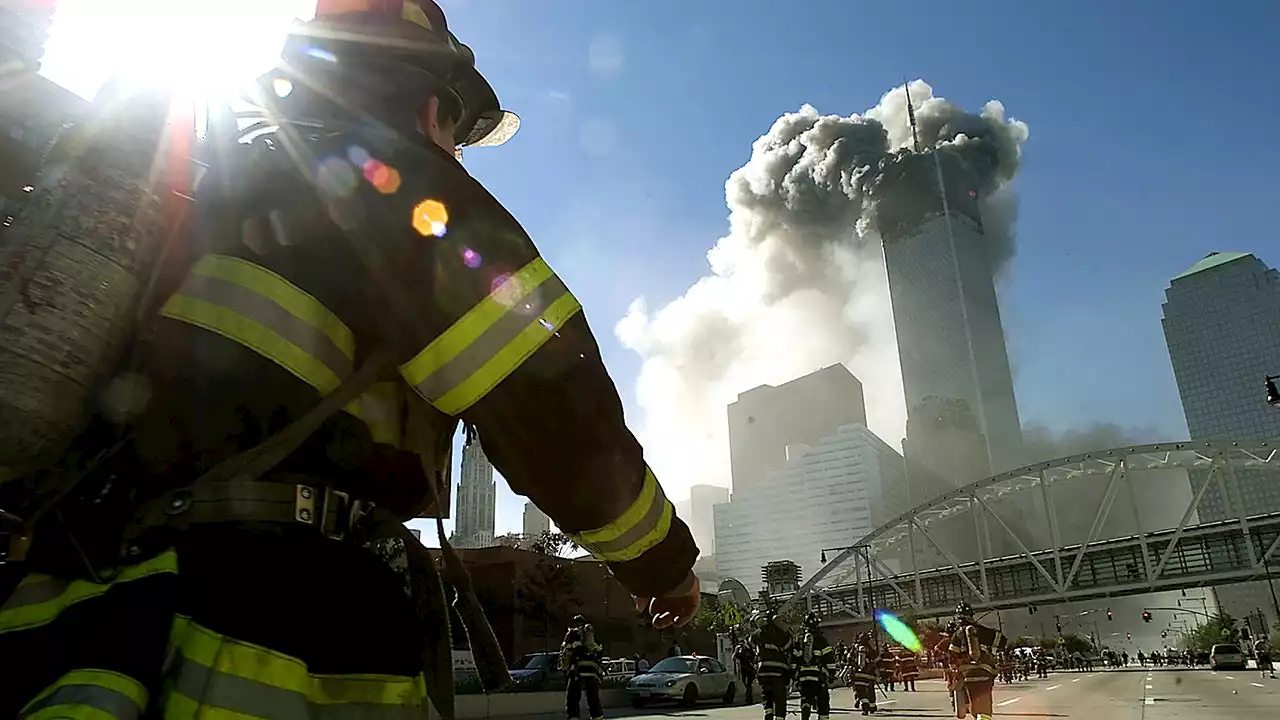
[537,669,1280,720]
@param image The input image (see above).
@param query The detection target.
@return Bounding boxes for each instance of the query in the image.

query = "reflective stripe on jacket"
[163,615,428,718]
[0,550,179,634]
[160,254,405,447]
[399,256,582,416]
[567,467,675,563]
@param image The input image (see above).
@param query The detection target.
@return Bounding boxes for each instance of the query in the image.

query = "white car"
[626,656,739,707]
[1209,644,1246,670]
[603,658,637,680]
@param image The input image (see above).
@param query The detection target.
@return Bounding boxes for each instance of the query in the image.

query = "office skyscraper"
[685,484,730,557]
[1162,251,1280,623]
[0,0,56,73]
[715,423,909,595]
[878,152,1024,482]
[453,433,496,548]
[522,501,551,538]
[727,364,867,493]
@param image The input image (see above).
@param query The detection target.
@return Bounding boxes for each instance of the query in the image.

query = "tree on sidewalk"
[516,532,581,652]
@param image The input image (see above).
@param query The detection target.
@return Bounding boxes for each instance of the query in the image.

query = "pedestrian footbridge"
[775,441,1280,622]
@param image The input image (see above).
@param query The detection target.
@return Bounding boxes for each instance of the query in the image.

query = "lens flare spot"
[315,157,357,198]
[412,198,449,237]
[462,248,482,268]
[306,47,338,63]
[364,160,401,194]
[272,78,294,97]
[347,145,372,167]
[875,609,922,653]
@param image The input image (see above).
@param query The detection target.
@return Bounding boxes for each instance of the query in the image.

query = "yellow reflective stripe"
[167,616,427,714]
[400,257,583,416]
[163,295,346,393]
[567,467,674,563]
[191,255,354,357]
[163,255,401,444]
[22,669,148,720]
[0,550,178,633]
[161,255,356,395]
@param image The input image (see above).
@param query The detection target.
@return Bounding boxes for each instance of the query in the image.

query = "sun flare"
[42,0,317,100]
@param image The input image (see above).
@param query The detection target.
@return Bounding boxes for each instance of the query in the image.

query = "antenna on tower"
[904,79,922,153]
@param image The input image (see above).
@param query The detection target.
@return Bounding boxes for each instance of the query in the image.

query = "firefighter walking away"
[562,615,604,720]
[851,633,879,714]
[791,612,833,720]
[0,2,701,718]
[751,607,793,720]
[735,632,758,703]
[947,603,1005,720]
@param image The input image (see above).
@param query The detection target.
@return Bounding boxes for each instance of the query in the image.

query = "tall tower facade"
[727,364,867,493]
[879,152,1023,480]
[454,434,496,548]
[1161,251,1280,624]
[0,0,56,73]
[522,501,551,538]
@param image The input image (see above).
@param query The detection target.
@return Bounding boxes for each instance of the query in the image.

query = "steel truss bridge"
[776,441,1280,623]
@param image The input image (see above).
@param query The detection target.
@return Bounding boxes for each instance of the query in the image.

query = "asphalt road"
[530,666,1280,720]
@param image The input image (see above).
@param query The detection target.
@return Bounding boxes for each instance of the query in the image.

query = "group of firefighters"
[726,602,1006,720]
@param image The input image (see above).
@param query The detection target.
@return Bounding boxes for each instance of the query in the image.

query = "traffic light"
[1126,632,1132,640]
[1161,631,1168,638]
[1268,376,1280,407]
[1142,611,1152,623]
[1055,621,1063,634]
[1106,608,1113,621]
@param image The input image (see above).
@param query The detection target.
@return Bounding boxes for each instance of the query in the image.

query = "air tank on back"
[0,79,196,483]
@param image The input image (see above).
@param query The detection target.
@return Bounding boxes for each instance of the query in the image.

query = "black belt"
[122,474,368,552]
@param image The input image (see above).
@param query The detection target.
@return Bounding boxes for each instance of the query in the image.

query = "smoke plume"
[615,81,1030,497]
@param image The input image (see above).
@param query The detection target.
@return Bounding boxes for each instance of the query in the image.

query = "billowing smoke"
[615,81,1030,498]
[1022,423,1166,465]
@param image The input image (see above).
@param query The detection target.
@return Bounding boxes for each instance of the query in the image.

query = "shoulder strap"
[187,349,393,488]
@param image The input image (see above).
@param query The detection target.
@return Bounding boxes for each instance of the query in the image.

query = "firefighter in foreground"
[791,612,833,720]
[751,608,794,720]
[561,615,604,720]
[850,633,879,714]
[948,603,1005,720]
[0,2,701,718]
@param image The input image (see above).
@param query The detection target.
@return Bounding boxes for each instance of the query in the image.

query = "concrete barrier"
[451,689,630,719]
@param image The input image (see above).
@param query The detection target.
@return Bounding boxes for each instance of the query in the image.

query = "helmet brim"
[451,63,519,148]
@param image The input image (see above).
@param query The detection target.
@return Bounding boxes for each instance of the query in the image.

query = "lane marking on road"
[1072,679,1081,683]
[1225,676,1235,680]
[997,697,1022,707]
[1146,685,1153,689]
[1252,683,1266,688]
[1144,698,1154,705]
[879,699,898,705]
[1046,684,1060,691]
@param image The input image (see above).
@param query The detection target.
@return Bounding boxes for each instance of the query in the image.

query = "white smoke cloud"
[615,81,1030,499]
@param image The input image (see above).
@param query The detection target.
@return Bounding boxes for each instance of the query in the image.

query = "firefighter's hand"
[635,573,700,630]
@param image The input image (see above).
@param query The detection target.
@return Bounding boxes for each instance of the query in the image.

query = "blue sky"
[42,0,1280,537]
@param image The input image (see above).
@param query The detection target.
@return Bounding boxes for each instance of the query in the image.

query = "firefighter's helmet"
[275,1,518,148]
[572,614,587,627]
[804,612,821,629]
[955,602,975,622]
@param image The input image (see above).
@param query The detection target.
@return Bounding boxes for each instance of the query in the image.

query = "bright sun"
[42,0,318,100]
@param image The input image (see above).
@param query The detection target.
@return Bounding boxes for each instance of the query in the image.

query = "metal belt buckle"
[320,487,351,541]
[294,484,351,540]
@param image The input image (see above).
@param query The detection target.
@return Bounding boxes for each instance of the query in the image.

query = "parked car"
[626,656,738,708]
[1209,644,1246,670]
[508,652,566,688]
[603,658,637,680]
